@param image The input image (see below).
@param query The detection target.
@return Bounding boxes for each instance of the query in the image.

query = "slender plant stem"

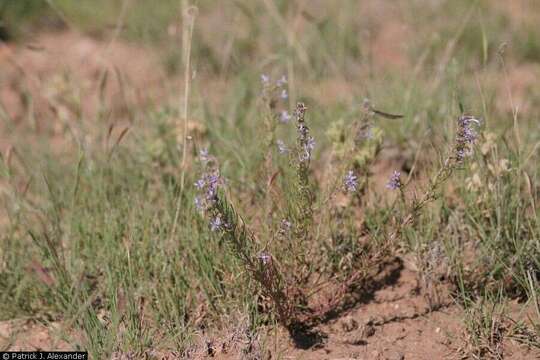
[170,3,197,243]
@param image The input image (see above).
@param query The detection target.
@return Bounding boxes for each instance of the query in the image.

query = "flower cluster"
[386,170,402,190]
[296,103,315,162]
[260,74,270,85]
[299,134,315,162]
[194,151,230,232]
[199,148,210,163]
[260,73,292,125]
[277,139,288,154]
[455,115,481,162]
[280,110,291,123]
[210,215,224,232]
[343,170,358,193]
[260,73,288,90]
[194,171,220,209]
[276,75,287,87]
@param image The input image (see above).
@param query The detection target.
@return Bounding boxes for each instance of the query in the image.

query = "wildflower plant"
[292,102,314,245]
[194,81,483,333]
[387,114,482,243]
[194,149,296,326]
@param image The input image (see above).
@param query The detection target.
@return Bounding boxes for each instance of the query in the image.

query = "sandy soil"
[0,30,165,124]
[3,260,537,359]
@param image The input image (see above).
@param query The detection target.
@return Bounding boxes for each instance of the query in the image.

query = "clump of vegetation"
[193,75,483,336]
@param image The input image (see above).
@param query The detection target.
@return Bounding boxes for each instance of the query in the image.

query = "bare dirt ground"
[182,259,538,360]
[1,31,539,359]
[279,265,538,360]
[4,260,536,359]
[0,30,165,123]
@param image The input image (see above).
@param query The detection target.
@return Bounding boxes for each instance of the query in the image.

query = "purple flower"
[343,170,358,193]
[280,89,288,99]
[459,116,479,144]
[306,136,315,151]
[456,149,466,162]
[199,148,209,163]
[194,178,205,190]
[276,75,287,87]
[458,115,481,127]
[194,171,222,209]
[280,110,291,123]
[206,173,219,187]
[210,216,223,232]
[204,174,220,201]
[299,136,316,161]
[277,139,288,154]
[386,171,402,190]
[463,127,477,143]
[297,134,315,162]
[261,74,270,85]
[295,103,314,163]
[258,252,271,265]
[194,196,204,212]
[455,115,481,162]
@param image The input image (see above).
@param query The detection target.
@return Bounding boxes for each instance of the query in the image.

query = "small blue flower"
[206,173,219,187]
[280,89,288,99]
[462,125,477,144]
[343,170,358,193]
[199,148,209,163]
[194,178,205,190]
[306,136,315,151]
[276,75,287,87]
[277,139,288,154]
[205,174,220,201]
[456,149,467,162]
[195,171,222,206]
[261,74,270,85]
[386,171,402,190]
[298,136,315,162]
[210,216,223,232]
[280,110,291,123]
[455,115,481,162]
[194,196,204,211]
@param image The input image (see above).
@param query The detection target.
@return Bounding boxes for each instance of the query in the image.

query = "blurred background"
[1,0,539,121]
[1,0,539,164]
[1,0,539,180]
